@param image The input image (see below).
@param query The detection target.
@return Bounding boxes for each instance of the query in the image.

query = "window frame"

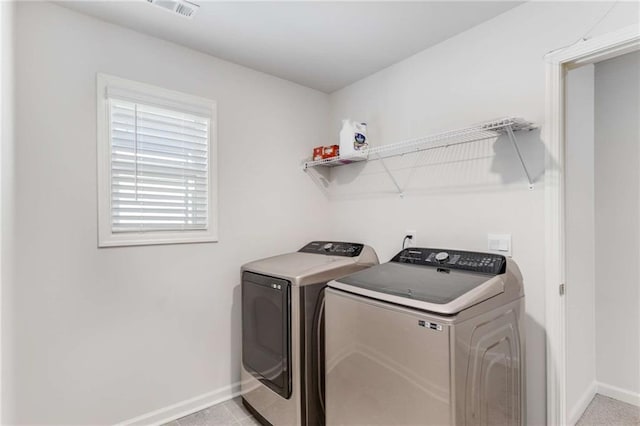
[97,73,218,247]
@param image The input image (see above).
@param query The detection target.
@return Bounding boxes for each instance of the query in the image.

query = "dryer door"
[242,272,291,399]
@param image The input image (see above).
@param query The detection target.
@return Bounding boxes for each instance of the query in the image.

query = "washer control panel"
[392,248,506,275]
[298,241,364,257]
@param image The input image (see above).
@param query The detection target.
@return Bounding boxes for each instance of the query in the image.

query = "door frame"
[544,24,640,426]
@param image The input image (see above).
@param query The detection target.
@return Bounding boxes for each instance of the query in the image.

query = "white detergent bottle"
[339,119,368,162]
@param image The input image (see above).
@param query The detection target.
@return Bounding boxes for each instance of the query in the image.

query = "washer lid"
[328,248,508,314]
[334,262,494,304]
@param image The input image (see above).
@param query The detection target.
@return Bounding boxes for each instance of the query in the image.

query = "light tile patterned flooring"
[577,394,640,426]
[164,397,260,426]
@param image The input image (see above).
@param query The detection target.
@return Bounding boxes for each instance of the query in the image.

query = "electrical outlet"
[404,229,417,248]
[488,233,512,257]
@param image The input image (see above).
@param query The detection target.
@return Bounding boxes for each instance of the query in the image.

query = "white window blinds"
[109,99,210,233]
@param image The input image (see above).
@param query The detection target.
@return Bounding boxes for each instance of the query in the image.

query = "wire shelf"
[303,117,536,169]
[303,117,537,194]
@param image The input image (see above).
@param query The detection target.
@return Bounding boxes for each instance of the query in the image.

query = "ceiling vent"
[146,0,200,19]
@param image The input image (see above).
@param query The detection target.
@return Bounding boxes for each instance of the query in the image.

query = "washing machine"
[241,241,379,426]
[325,247,526,426]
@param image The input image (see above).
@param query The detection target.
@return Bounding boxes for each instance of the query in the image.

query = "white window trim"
[96,73,218,247]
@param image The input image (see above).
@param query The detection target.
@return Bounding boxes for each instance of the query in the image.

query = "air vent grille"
[175,3,195,17]
[147,0,199,19]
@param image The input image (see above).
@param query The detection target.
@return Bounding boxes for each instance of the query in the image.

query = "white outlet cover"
[488,233,512,256]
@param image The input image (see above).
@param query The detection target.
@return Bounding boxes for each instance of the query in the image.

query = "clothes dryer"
[241,241,378,425]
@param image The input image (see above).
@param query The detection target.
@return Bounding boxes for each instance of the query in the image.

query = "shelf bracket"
[375,153,404,197]
[505,125,534,190]
[303,164,331,198]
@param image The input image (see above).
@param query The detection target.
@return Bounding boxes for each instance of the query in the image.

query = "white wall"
[8,1,640,425]
[0,1,16,423]
[11,2,329,424]
[324,2,640,424]
[565,64,596,425]
[594,51,640,404]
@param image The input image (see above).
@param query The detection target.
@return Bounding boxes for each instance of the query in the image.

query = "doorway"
[565,51,640,425]
[544,25,640,426]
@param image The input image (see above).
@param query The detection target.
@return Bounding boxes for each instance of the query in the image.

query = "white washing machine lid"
[328,248,509,315]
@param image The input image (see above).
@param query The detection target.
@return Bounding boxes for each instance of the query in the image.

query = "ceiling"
[58,1,521,93]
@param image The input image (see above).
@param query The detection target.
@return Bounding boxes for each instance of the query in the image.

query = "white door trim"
[544,24,640,426]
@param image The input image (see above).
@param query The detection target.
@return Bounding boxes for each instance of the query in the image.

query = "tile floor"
[577,394,640,426]
[164,397,260,426]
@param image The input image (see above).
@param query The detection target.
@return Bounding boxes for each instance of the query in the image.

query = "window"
[97,74,217,247]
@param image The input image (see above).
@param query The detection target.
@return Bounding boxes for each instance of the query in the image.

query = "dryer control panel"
[299,241,364,257]
[392,248,506,275]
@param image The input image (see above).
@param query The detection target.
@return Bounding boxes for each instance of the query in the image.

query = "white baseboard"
[568,381,597,426]
[115,382,242,426]
[597,382,640,408]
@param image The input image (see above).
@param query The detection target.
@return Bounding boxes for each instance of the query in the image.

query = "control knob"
[435,252,449,263]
